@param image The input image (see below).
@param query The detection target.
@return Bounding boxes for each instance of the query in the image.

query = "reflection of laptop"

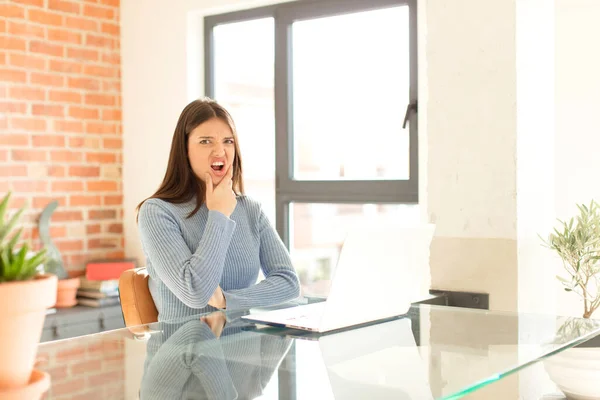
[305,318,434,399]
[242,221,436,333]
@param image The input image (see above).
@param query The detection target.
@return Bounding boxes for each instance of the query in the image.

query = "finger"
[215,165,233,189]
[205,173,213,194]
[222,165,233,186]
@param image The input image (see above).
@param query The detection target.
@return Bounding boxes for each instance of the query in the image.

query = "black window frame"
[204,0,418,247]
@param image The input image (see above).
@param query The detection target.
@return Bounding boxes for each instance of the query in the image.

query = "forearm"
[222,270,300,310]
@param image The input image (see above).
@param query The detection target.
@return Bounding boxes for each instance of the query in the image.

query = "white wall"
[515,1,558,396]
[515,0,556,319]
[424,0,524,314]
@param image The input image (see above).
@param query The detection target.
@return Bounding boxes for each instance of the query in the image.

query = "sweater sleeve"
[138,200,236,309]
[222,207,300,310]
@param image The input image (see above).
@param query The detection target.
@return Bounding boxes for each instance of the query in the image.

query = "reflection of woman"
[140,312,293,400]
[137,98,300,322]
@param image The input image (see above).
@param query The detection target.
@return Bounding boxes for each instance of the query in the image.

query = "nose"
[212,142,225,157]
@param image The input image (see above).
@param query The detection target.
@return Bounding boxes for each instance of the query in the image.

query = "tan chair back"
[119,267,158,330]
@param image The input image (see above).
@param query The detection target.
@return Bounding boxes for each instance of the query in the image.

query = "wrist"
[208,208,231,220]
[218,209,231,218]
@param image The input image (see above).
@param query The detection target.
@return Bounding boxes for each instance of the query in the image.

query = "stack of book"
[76,259,136,308]
[77,277,120,308]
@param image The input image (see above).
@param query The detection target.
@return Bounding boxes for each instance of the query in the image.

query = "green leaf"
[0,191,48,282]
[0,192,10,225]
[23,248,47,277]
[557,275,572,284]
[13,246,27,279]
[0,248,11,282]
[0,207,24,245]
[6,228,22,253]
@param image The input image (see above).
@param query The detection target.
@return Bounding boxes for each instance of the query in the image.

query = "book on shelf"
[77,296,121,308]
[85,259,137,281]
[78,276,119,293]
[77,288,119,299]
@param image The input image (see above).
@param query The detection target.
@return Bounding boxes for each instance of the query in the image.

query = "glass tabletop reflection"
[36,303,600,399]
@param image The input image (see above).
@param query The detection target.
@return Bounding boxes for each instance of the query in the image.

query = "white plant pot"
[544,347,600,400]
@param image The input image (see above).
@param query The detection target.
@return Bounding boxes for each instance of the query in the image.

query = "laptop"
[242,220,436,333]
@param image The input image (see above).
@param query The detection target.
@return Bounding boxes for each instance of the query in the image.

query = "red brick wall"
[1,0,124,271]
[37,335,125,399]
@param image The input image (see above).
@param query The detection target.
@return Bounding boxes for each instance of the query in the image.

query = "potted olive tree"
[542,200,600,319]
[0,192,56,398]
[541,200,600,399]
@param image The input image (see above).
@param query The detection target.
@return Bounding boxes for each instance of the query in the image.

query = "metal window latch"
[402,102,418,129]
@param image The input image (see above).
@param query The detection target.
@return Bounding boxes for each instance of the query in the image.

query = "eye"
[199,139,210,145]
[224,138,235,145]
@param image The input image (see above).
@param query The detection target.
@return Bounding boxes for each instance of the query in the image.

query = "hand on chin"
[210,176,224,186]
[203,170,222,185]
[204,165,237,218]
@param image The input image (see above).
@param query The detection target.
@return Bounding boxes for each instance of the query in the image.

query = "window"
[205,0,418,287]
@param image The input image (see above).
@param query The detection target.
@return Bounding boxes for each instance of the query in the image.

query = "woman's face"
[187,118,236,186]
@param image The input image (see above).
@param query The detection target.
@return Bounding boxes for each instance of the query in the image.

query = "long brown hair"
[136,98,244,219]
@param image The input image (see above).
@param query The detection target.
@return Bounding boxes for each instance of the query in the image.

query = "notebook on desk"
[242,221,436,333]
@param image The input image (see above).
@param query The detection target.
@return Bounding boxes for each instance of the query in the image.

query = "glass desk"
[36,303,600,399]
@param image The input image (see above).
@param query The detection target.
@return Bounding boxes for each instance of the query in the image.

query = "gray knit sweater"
[137,195,301,322]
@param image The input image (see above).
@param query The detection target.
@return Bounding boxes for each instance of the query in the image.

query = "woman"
[137,98,300,322]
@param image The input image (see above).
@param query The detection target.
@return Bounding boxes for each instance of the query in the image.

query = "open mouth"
[211,161,225,172]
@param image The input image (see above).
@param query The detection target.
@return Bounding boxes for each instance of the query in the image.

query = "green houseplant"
[1,199,48,284]
[0,192,56,398]
[541,201,600,400]
[541,200,600,319]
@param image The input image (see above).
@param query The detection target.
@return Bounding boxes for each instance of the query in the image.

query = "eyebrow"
[197,136,234,139]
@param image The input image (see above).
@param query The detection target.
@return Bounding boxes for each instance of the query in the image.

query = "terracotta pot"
[55,277,80,308]
[0,274,57,389]
[0,370,50,400]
